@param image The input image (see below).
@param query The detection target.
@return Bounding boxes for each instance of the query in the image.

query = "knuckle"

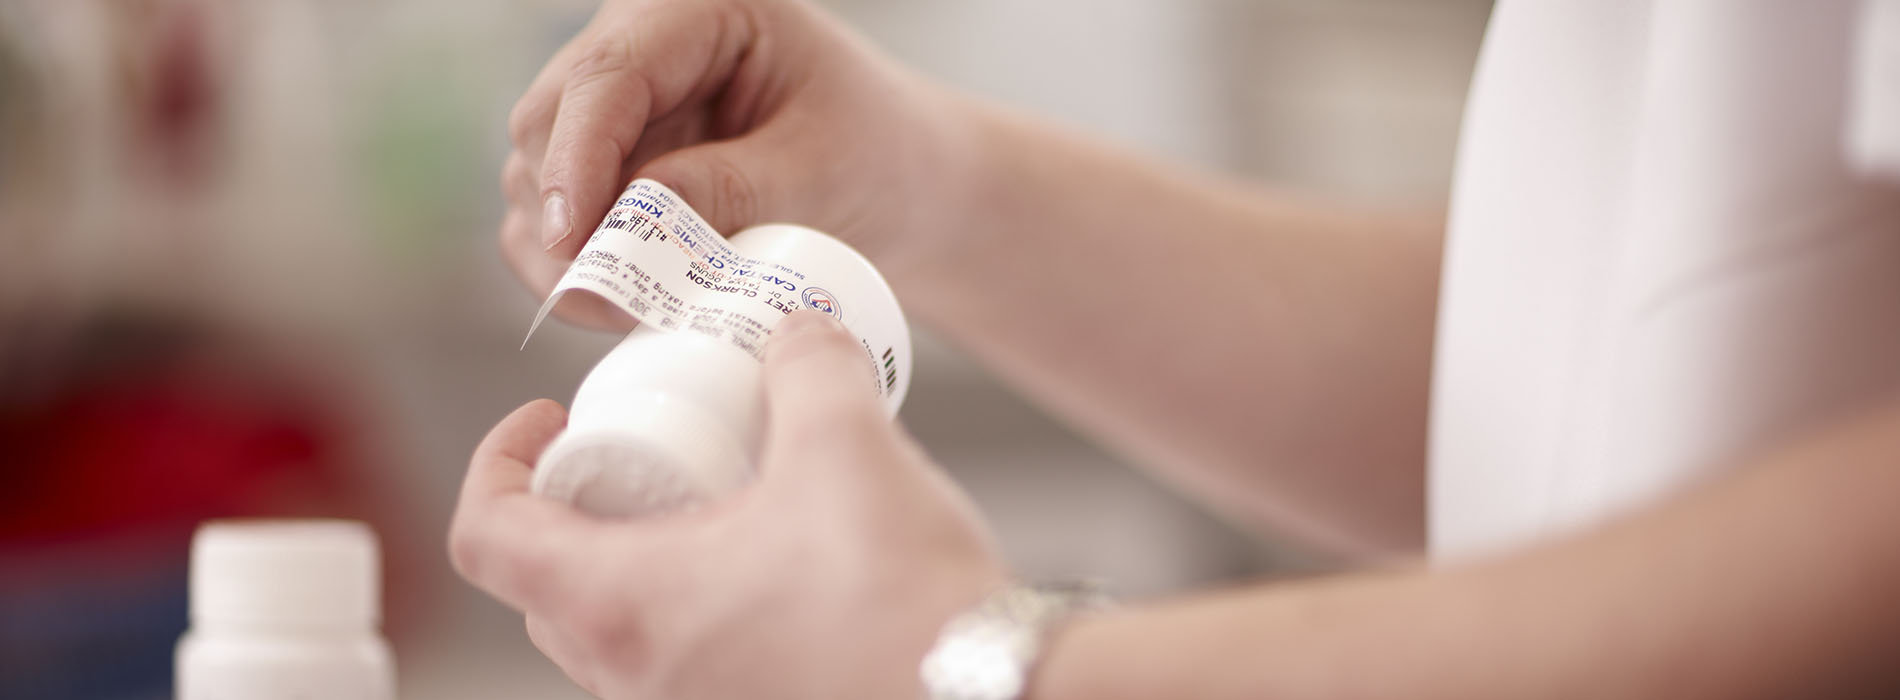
[498,211,532,251]
[537,157,573,190]
[538,142,592,189]
[506,99,539,146]
[496,217,517,249]
[499,153,523,193]
[502,155,539,203]
[568,38,636,86]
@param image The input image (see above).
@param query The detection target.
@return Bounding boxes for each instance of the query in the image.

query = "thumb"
[634,137,795,236]
[759,310,890,471]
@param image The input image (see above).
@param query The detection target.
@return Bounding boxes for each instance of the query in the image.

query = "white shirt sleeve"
[1849,0,1900,179]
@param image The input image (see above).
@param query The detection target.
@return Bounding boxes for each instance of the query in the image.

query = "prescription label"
[525,179,909,407]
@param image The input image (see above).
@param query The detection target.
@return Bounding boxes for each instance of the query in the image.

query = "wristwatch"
[919,581,1112,700]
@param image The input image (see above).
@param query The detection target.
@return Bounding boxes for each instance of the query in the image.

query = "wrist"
[878,93,1088,321]
[869,84,1003,282]
[1017,608,1111,700]
[872,556,1012,700]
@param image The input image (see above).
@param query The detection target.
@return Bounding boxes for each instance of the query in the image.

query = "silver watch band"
[918,581,1111,700]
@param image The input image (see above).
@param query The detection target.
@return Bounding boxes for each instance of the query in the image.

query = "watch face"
[920,621,1032,700]
[922,584,1112,700]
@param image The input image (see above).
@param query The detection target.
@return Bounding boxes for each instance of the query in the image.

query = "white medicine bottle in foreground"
[532,221,912,517]
[176,519,394,700]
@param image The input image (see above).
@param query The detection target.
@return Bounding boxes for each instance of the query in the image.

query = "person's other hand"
[500,0,977,330]
[448,311,1007,698]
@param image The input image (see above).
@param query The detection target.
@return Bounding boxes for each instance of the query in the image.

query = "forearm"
[899,97,1443,553]
[1033,398,1900,699]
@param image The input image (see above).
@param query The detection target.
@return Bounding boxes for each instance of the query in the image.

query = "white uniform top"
[1430,0,1900,558]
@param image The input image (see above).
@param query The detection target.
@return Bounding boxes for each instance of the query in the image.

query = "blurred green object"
[0,10,42,199]
[354,39,492,264]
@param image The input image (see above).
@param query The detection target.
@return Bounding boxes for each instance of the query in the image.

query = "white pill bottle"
[532,221,913,516]
[175,520,395,700]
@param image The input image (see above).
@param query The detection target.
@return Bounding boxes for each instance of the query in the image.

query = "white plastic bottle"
[175,519,395,700]
[532,221,913,517]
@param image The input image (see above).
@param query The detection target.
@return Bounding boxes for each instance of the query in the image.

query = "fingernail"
[540,193,571,251]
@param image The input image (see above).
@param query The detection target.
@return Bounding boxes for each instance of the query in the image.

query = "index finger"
[537,36,655,256]
[537,2,758,256]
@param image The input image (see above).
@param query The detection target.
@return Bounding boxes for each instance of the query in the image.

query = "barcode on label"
[603,216,667,243]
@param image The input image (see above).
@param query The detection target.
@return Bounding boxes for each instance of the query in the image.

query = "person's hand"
[500,0,979,329]
[448,311,1008,699]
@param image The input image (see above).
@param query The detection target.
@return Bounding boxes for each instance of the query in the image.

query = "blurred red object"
[0,314,346,547]
[2,360,324,545]
[0,313,369,698]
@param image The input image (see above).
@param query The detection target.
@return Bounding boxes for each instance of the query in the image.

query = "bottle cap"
[189,519,380,630]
